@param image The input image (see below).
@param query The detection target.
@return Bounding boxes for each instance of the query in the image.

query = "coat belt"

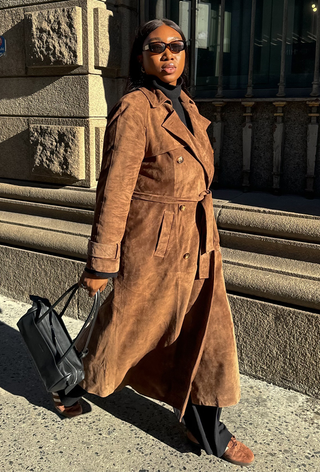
[132,190,215,254]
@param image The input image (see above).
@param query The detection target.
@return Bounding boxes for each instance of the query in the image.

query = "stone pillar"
[242,102,255,191]
[272,101,286,194]
[212,102,226,186]
[306,101,320,197]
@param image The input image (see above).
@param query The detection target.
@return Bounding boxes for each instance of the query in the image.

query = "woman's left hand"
[79,271,109,298]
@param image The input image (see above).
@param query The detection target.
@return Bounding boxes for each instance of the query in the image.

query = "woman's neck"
[150,76,182,100]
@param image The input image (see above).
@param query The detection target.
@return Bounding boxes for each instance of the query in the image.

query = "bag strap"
[57,289,100,364]
[37,283,79,323]
[36,283,101,363]
[70,289,101,358]
[59,285,79,318]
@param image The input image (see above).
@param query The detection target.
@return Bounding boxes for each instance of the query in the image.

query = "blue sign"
[0,36,6,58]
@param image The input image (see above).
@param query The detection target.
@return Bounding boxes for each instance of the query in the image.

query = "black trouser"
[57,388,231,457]
[183,399,232,457]
[57,385,87,407]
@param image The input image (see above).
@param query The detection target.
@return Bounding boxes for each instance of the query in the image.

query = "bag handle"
[71,288,101,360]
[37,283,80,322]
[37,283,101,363]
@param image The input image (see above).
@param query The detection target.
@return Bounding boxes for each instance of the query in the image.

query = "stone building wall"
[0,0,136,187]
[197,99,320,197]
[0,0,138,311]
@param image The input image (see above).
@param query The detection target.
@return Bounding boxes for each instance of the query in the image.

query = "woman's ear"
[137,54,143,65]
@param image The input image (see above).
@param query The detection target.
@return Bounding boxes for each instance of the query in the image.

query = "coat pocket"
[154,210,174,258]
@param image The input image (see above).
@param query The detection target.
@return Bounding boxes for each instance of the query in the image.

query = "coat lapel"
[140,87,214,185]
[180,94,214,183]
[161,109,196,154]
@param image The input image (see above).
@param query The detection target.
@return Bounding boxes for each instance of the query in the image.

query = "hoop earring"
[141,66,145,74]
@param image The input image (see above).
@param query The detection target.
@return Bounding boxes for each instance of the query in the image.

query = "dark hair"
[125,19,189,94]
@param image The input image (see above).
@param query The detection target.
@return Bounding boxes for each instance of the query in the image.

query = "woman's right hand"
[79,271,109,298]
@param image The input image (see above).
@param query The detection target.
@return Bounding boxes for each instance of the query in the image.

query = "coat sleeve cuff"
[87,240,120,259]
[86,240,120,273]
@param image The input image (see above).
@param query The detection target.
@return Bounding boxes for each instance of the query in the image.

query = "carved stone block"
[30,125,85,181]
[25,7,83,67]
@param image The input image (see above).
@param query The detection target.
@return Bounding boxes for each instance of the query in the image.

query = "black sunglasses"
[142,40,186,54]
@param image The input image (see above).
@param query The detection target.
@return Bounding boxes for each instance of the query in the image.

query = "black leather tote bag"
[17,283,100,394]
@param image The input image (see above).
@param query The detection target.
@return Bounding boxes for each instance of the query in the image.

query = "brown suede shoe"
[187,431,254,466]
[52,393,83,418]
[222,436,254,466]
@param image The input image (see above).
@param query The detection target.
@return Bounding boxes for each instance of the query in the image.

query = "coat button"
[183,253,190,259]
[179,205,186,211]
[177,156,184,164]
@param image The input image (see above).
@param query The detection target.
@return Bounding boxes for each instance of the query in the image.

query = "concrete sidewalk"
[0,293,319,472]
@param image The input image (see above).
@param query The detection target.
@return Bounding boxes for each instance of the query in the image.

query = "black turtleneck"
[151,77,193,134]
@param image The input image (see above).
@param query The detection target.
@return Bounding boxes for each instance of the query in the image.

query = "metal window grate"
[141,0,320,98]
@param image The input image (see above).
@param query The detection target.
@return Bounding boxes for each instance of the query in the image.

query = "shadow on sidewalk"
[0,321,197,454]
[0,321,50,408]
[86,390,197,454]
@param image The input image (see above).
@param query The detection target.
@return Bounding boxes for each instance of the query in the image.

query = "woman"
[53,19,254,467]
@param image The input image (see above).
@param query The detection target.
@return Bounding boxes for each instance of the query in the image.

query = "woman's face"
[140,25,186,86]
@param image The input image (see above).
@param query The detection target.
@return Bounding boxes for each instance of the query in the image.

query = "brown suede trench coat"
[78,86,240,417]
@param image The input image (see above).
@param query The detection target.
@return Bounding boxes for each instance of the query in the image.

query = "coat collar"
[139,87,212,185]
[139,86,195,108]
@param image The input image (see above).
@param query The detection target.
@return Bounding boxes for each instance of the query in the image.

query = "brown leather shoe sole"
[52,393,83,418]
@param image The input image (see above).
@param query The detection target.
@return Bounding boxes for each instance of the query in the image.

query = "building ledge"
[222,248,320,311]
[213,190,320,311]
[0,209,90,259]
[0,179,96,209]
[0,186,319,313]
